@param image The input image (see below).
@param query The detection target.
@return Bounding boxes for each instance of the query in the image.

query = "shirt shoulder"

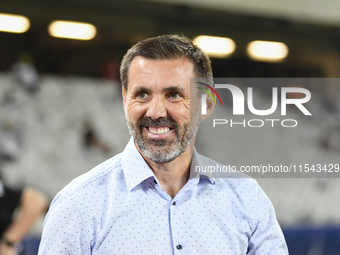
[195,153,266,220]
[196,152,257,186]
[60,152,124,197]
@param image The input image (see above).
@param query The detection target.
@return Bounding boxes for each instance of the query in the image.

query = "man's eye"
[138,92,148,99]
[169,93,180,99]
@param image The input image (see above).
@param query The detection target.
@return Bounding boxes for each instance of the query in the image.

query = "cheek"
[168,103,191,123]
[126,103,146,122]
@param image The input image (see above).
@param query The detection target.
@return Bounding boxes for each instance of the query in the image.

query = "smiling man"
[38,35,288,254]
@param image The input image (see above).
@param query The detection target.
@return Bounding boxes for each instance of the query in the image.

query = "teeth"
[149,127,170,134]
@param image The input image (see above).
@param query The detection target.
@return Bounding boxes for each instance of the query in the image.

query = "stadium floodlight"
[48,20,97,40]
[193,35,236,58]
[247,40,289,62]
[0,13,30,33]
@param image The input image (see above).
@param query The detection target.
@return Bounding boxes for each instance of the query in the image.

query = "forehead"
[127,56,194,91]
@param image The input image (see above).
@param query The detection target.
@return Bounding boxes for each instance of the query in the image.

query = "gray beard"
[126,114,200,163]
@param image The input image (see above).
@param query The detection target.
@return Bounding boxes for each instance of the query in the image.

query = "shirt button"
[176,244,182,250]
[172,201,176,206]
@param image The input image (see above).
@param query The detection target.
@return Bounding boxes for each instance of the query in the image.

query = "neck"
[137,141,195,198]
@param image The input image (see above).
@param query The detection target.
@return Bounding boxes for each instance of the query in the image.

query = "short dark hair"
[120,34,212,91]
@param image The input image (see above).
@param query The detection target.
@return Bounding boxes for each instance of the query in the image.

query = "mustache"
[137,116,178,129]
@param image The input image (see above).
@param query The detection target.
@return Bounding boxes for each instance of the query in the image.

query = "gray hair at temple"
[120,34,213,91]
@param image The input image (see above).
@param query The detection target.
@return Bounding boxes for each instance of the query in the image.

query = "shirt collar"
[190,148,216,184]
[121,137,215,192]
[121,138,155,192]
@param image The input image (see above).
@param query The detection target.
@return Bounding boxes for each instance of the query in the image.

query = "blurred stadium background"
[1,0,340,254]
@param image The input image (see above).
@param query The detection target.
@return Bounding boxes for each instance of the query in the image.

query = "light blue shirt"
[38,138,288,255]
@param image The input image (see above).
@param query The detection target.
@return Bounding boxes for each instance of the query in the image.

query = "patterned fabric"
[38,138,288,254]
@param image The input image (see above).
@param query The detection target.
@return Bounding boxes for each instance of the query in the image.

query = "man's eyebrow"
[130,86,152,94]
[162,86,186,93]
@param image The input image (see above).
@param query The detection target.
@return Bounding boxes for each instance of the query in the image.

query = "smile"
[148,126,171,135]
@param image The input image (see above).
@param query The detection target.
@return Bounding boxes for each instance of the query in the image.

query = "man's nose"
[146,97,167,119]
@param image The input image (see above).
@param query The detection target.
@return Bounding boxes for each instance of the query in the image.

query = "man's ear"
[200,94,215,121]
[122,86,126,106]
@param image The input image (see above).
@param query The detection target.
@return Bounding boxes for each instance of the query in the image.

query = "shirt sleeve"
[247,183,289,255]
[38,191,92,255]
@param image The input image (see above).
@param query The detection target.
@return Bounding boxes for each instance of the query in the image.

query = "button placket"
[170,196,186,253]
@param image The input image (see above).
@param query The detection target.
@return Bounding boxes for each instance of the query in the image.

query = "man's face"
[123,56,201,163]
